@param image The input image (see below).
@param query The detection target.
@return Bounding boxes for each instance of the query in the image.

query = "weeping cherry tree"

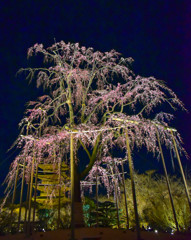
[2,41,187,236]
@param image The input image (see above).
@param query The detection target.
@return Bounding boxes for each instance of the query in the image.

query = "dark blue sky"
[0,0,191,187]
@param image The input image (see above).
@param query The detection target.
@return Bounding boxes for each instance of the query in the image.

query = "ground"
[0,228,191,240]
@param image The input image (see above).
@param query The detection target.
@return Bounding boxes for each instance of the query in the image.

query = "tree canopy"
[2,41,186,207]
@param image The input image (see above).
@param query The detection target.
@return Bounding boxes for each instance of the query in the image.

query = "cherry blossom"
[2,41,186,210]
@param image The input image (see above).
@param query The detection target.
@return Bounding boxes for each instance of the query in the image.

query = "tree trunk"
[70,132,84,240]
[73,162,84,227]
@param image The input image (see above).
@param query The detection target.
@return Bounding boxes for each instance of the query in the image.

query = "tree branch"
[80,134,101,180]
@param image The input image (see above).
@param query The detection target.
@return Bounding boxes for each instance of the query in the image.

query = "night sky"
[0,0,191,192]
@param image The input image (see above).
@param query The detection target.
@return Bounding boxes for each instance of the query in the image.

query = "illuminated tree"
[120,171,191,232]
[3,41,187,237]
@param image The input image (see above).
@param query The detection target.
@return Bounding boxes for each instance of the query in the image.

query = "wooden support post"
[114,178,120,229]
[10,162,19,231]
[24,177,30,233]
[18,159,26,231]
[96,162,99,227]
[27,145,35,236]
[125,129,141,240]
[171,131,191,212]
[32,163,38,228]
[121,159,129,229]
[57,156,62,229]
[70,133,75,240]
[156,129,179,232]
[110,165,120,229]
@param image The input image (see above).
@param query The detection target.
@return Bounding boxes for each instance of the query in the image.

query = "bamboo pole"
[57,155,62,229]
[18,158,26,231]
[10,162,19,231]
[24,122,30,232]
[32,163,39,227]
[96,161,99,227]
[156,129,179,232]
[32,121,41,229]
[110,165,120,229]
[26,145,35,236]
[125,129,141,240]
[121,159,129,229]
[24,177,30,233]
[70,133,75,240]
[171,131,191,212]
[114,178,120,229]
